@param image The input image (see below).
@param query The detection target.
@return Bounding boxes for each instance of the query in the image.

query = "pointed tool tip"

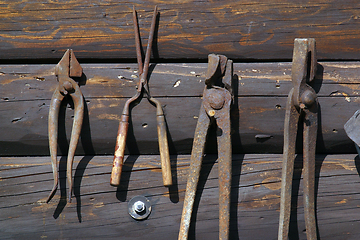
[69,50,82,78]
[46,187,57,203]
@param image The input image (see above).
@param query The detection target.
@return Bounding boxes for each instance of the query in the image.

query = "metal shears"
[110,6,172,187]
[278,38,318,240]
[47,49,84,203]
[179,54,233,240]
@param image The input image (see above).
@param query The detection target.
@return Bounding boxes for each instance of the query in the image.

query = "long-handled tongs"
[110,6,172,187]
[178,54,233,240]
[278,38,318,240]
[47,49,84,203]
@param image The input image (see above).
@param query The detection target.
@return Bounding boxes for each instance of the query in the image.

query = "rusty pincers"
[278,38,318,240]
[179,54,233,240]
[47,49,84,203]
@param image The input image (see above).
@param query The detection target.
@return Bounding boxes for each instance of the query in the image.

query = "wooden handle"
[157,114,172,186]
[110,115,129,186]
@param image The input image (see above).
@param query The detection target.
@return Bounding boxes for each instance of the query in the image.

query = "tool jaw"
[291,38,317,111]
[205,54,232,90]
[55,49,83,96]
[203,53,234,118]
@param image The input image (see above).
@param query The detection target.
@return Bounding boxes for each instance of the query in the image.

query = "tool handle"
[110,115,129,186]
[157,114,172,186]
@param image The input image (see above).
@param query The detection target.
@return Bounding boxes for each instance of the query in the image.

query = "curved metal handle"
[302,101,318,240]
[215,97,232,240]
[278,89,299,239]
[47,87,64,203]
[66,85,84,202]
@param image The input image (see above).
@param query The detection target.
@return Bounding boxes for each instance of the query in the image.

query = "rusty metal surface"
[278,39,318,240]
[179,54,233,240]
[47,49,84,203]
[110,6,172,187]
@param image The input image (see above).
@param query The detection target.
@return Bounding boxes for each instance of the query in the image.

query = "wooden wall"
[1,1,360,239]
[1,62,360,156]
[0,0,359,61]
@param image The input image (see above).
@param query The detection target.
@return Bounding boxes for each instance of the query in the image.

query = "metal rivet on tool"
[208,110,215,116]
[204,88,225,110]
[63,81,74,92]
[300,89,316,108]
[128,196,152,220]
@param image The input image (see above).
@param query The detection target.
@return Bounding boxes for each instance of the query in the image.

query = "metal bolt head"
[133,200,145,213]
[128,196,151,220]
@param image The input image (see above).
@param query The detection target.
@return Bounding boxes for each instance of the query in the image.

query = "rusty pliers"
[47,49,84,203]
[110,6,172,187]
[278,38,318,240]
[179,54,233,240]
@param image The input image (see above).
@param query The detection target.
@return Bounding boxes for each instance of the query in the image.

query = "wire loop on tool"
[110,6,172,188]
[47,49,84,203]
[178,54,233,240]
[278,38,318,240]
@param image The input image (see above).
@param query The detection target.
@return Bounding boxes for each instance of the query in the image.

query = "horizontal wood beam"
[1,62,360,156]
[1,154,360,239]
[0,1,359,60]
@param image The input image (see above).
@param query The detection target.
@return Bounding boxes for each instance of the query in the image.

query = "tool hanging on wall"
[344,110,360,155]
[178,54,233,240]
[278,38,318,240]
[47,49,84,203]
[110,6,172,187]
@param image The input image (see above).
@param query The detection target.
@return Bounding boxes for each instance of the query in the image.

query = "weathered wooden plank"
[2,62,360,101]
[1,62,360,155]
[1,154,360,239]
[0,96,358,155]
[0,1,359,60]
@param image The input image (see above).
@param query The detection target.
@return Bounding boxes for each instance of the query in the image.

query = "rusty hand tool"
[344,110,360,150]
[47,49,84,203]
[178,54,233,240]
[344,110,360,158]
[278,38,318,240]
[110,6,172,187]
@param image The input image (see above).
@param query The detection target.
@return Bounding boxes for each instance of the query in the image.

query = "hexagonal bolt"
[133,200,145,213]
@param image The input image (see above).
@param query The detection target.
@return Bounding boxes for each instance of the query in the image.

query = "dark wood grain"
[1,62,360,156]
[1,154,360,240]
[0,1,359,61]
